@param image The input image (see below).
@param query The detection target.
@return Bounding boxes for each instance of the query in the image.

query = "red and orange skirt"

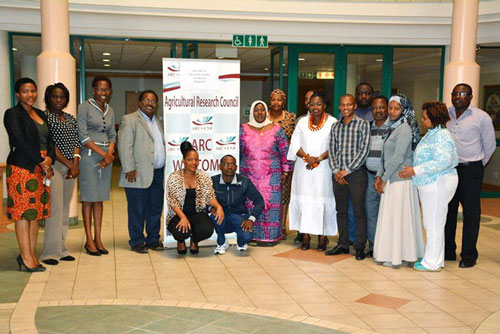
[6,152,51,221]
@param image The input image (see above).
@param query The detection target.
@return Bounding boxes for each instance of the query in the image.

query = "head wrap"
[387,94,420,150]
[248,100,273,128]
[270,89,286,101]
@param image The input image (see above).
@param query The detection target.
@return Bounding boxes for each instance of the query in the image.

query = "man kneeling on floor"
[211,155,264,254]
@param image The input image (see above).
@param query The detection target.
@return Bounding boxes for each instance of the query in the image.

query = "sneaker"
[236,244,248,251]
[214,240,229,255]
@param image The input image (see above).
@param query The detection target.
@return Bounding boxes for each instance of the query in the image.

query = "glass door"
[342,46,393,101]
[288,45,341,116]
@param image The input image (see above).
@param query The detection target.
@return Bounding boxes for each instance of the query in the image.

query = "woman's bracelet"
[74,154,81,159]
[302,153,310,163]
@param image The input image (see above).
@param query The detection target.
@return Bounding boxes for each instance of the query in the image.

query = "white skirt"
[373,179,424,265]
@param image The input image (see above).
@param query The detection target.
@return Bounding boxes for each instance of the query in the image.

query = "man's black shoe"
[355,249,365,261]
[459,260,476,268]
[325,245,349,256]
[365,250,373,258]
[147,241,165,251]
[131,244,148,254]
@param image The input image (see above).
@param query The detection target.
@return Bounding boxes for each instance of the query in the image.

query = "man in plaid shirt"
[326,94,370,261]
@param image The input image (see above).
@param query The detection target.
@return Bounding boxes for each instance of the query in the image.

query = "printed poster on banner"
[162,58,241,247]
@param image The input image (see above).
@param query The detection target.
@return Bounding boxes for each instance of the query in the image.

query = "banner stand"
[162,58,241,247]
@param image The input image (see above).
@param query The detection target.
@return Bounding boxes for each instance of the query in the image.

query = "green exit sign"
[232,35,268,48]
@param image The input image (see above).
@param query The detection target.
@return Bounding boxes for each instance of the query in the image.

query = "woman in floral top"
[399,101,458,272]
[268,89,296,239]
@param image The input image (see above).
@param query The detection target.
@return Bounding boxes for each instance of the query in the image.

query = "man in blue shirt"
[445,83,496,268]
[211,155,264,254]
[355,83,374,121]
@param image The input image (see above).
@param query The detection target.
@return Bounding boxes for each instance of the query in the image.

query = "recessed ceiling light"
[103,59,110,62]
[376,58,383,62]
[102,52,111,56]
[103,64,111,67]
[298,57,305,61]
[264,67,268,71]
[12,47,18,51]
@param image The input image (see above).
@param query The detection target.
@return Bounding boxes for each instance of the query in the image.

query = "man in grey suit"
[118,90,165,253]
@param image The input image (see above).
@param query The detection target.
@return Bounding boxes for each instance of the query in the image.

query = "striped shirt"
[365,119,389,172]
[329,115,370,174]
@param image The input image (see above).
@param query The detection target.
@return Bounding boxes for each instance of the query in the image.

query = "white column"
[0,31,10,205]
[37,0,78,224]
[443,0,480,108]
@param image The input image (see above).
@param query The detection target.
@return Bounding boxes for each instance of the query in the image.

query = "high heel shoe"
[16,255,45,272]
[177,242,187,255]
[300,234,310,250]
[84,244,101,256]
[317,236,327,251]
[190,242,199,254]
[97,247,109,255]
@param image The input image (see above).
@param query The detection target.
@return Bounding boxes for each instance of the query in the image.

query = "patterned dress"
[239,124,292,242]
[274,110,296,205]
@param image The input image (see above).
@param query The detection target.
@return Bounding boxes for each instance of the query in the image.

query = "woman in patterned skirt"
[268,89,296,239]
[4,77,56,272]
[240,100,292,245]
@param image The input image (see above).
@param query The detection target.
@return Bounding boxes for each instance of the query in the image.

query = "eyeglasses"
[451,92,471,97]
[142,98,158,104]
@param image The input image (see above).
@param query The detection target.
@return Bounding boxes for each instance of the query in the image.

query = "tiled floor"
[2,168,500,333]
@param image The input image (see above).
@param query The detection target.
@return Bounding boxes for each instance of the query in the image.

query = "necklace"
[270,110,284,123]
[308,113,327,131]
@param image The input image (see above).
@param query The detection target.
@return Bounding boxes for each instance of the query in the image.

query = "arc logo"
[215,136,236,146]
[192,116,213,126]
[167,64,180,72]
[167,137,189,147]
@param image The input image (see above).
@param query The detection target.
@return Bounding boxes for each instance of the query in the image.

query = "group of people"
[4,76,122,271]
[4,75,496,273]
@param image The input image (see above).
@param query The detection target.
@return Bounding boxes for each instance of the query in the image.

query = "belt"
[458,160,481,167]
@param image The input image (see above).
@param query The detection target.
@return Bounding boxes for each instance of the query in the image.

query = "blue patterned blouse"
[412,126,458,187]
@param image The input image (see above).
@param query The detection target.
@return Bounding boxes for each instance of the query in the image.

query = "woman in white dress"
[373,94,424,268]
[288,91,338,251]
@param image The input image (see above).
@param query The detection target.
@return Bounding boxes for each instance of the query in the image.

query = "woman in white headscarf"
[373,94,424,268]
[239,100,292,245]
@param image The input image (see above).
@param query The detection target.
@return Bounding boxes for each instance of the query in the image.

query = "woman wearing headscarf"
[287,91,337,251]
[398,101,458,272]
[240,100,292,244]
[268,89,296,239]
[373,94,424,268]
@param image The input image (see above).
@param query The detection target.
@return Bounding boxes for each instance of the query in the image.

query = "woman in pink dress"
[240,100,292,244]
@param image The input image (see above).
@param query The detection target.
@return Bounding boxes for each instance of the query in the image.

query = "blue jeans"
[365,171,381,250]
[125,168,164,248]
[213,213,253,247]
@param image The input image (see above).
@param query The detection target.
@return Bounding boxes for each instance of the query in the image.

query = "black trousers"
[332,168,368,250]
[168,212,214,243]
[445,161,484,264]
